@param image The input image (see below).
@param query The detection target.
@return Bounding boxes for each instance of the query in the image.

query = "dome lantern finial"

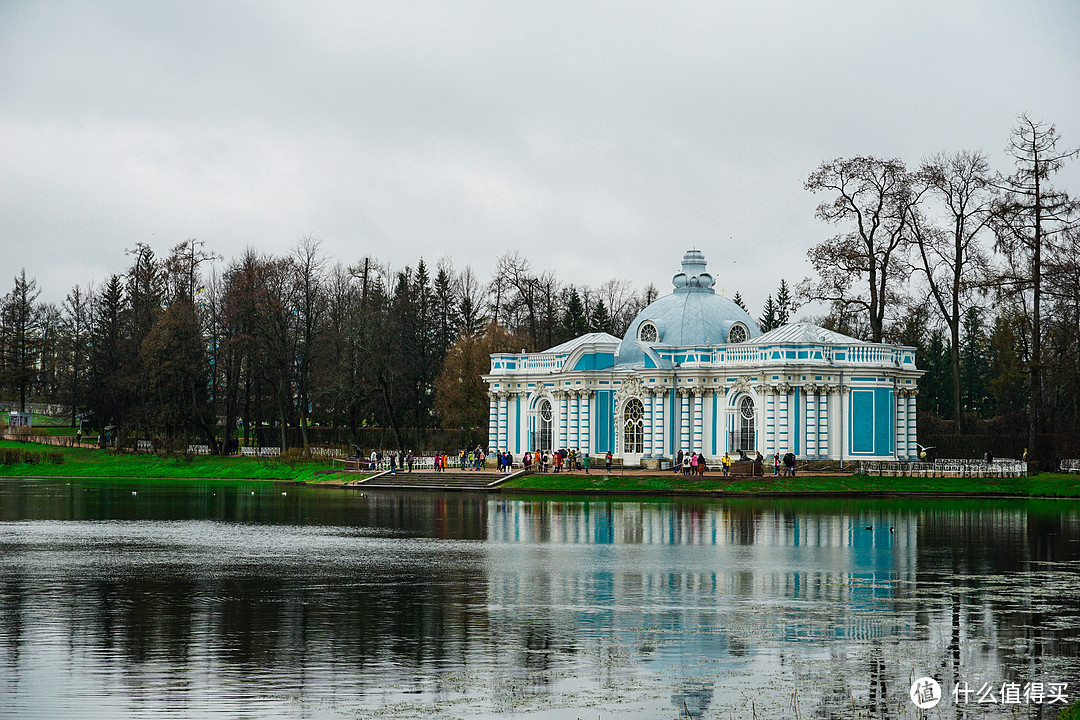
[672,249,715,293]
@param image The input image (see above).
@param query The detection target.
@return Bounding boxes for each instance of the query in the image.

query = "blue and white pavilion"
[484,250,923,466]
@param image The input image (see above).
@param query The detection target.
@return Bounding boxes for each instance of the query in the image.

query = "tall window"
[623,398,644,453]
[532,400,553,451]
[739,396,755,449]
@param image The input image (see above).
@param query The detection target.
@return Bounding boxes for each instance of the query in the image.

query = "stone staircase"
[356,469,526,491]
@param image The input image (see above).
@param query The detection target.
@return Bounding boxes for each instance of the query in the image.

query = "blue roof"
[616,250,761,366]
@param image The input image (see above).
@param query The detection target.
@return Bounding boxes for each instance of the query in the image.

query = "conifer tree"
[758,294,779,332]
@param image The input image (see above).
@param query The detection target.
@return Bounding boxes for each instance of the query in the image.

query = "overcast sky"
[2,0,1079,316]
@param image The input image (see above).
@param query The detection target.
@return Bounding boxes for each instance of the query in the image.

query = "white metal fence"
[858,459,1028,477]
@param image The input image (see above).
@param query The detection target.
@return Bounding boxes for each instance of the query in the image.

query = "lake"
[1,477,1078,719]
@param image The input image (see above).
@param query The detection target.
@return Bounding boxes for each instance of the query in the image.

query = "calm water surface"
[1,478,1079,719]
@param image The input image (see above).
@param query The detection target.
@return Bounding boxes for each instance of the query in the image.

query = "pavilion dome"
[616,249,761,365]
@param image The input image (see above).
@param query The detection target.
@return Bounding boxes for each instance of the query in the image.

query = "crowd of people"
[362,445,799,477]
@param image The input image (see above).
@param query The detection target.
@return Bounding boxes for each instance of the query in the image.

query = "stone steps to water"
[358,470,525,490]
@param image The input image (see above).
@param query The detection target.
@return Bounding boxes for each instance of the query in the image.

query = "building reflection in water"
[483,497,1080,718]
[1,481,1079,719]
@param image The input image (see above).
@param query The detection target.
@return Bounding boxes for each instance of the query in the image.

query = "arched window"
[623,398,644,453]
[638,322,658,343]
[733,396,756,451]
[728,323,748,344]
[532,400,553,451]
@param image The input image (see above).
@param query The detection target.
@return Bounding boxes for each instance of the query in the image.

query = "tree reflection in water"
[0,481,1078,719]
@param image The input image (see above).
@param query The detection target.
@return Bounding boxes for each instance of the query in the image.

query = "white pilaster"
[654,390,666,457]
[488,392,498,451]
[644,389,654,457]
[804,385,817,459]
[896,389,907,459]
[778,385,790,453]
[556,391,568,450]
[580,390,592,454]
[570,390,580,451]
[816,388,825,455]
[497,391,509,452]
[907,389,918,459]
[692,389,703,453]
[679,389,690,455]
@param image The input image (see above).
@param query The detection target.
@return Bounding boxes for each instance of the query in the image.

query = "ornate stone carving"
[731,377,752,395]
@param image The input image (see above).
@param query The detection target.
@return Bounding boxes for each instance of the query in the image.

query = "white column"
[778,385,790,453]
[804,385,817,458]
[896,389,907,459]
[497,391,509,452]
[654,390,666,457]
[907,390,918,459]
[570,391,580,451]
[840,386,850,463]
[673,390,682,453]
[644,389,654,457]
[580,390,592,453]
[488,392,498,451]
[692,389,704,453]
[557,390,574,446]
[818,386,830,458]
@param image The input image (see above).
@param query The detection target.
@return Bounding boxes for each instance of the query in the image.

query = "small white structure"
[7,412,32,434]
[484,250,925,466]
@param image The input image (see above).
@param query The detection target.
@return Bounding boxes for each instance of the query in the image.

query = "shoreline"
[4,440,1079,497]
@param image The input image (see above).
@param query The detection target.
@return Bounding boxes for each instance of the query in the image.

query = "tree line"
[2,114,1077,464]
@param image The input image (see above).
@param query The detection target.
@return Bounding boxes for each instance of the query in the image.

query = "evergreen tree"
[776,279,795,325]
[563,287,587,338]
[732,292,747,311]
[959,307,991,418]
[88,275,126,436]
[758,294,780,331]
[0,269,41,412]
[590,299,613,335]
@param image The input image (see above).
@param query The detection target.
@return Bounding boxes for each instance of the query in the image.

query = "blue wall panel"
[851,390,875,454]
[875,388,893,456]
[595,390,613,453]
[573,352,615,371]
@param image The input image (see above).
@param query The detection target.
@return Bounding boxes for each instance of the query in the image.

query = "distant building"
[484,250,924,465]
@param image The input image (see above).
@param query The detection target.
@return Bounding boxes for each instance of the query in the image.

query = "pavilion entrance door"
[529,400,554,452]
[728,396,756,452]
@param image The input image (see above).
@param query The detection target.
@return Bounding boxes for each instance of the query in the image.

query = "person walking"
[682,451,691,475]
[583,453,591,474]
[605,450,613,473]
[773,453,780,476]
[722,452,731,476]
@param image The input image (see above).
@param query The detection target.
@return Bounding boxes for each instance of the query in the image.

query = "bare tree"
[908,150,995,432]
[802,156,924,342]
[991,115,1078,465]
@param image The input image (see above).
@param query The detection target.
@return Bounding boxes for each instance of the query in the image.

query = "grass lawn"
[500,471,1080,497]
[0,412,70,426]
[0,438,362,483]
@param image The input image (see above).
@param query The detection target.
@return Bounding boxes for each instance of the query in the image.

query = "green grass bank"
[499,471,1080,497]
[0,439,358,483]
[4,438,1080,496]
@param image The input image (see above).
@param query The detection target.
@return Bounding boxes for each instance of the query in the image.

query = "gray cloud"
[2,0,1078,316]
